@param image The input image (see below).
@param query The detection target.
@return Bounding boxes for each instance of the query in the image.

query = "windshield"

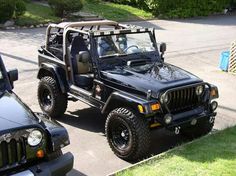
[95,32,156,58]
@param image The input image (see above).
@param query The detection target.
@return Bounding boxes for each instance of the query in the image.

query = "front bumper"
[11,152,73,176]
[166,111,217,131]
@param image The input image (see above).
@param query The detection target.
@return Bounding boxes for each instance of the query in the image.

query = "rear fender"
[37,63,68,93]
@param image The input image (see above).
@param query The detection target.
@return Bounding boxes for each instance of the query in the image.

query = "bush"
[15,0,27,18]
[48,0,84,17]
[229,0,236,8]
[0,0,26,23]
[106,0,233,18]
[0,0,15,23]
[147,0,232,18]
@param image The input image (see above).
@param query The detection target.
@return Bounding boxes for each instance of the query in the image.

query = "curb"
[0,16,103,30]
[107,152,167,176]
[0,23,49,30]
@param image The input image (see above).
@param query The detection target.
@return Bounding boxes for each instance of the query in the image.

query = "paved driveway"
[0,14,236,176]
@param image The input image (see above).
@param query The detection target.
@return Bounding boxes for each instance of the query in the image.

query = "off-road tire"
[38,76,67,118]
[105,108,150,161]
[181,119,214,139]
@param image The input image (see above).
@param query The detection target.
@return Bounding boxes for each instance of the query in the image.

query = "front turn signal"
[210,86,219,99]
[151,103,160,111]
[211,89,217,97]
[36,149,45,158]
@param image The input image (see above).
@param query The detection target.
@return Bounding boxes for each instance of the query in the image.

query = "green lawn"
[15,3,60,26]
[117,126,236,176]
[15,1,153,26]
[82,0,153,21]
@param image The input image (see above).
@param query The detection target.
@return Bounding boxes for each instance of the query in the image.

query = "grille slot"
[167,86,200,113]
[0,138,26,169]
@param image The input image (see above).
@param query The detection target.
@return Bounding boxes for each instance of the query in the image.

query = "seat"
[76,53,90,74]
[70,36,89,74]
[70,36,93,89]
[75,53,93,89]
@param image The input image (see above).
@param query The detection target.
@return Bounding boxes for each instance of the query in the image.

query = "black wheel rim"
[110,118,131,151]
[40,87,53,110]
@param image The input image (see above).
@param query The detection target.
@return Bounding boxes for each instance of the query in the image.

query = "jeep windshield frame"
[90,29,160,70]
[56,21,159,81]
[93,31,158,59]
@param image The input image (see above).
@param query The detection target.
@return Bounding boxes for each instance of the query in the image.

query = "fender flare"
[102,91,150,114]
[37,63,68,93]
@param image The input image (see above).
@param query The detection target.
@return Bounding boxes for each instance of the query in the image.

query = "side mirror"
[160,43,167,61]
[160,43,166,53]
[78,51,90,63]
[8,69,18,89]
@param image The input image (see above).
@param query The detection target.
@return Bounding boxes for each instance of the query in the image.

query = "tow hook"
[209,116,215,124]
[36,165,42,173]
[175,126,181,135]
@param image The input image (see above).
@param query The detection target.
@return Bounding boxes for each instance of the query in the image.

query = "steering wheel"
[124,45,139,53]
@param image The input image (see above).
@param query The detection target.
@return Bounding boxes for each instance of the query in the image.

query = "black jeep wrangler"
[37,20,219,161]
[0,56,73,175]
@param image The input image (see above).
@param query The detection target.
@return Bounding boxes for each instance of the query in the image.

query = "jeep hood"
[0,91,39,133]
[101,62,202,96]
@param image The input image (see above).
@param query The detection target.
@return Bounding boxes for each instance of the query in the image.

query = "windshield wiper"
[100,53,128,58]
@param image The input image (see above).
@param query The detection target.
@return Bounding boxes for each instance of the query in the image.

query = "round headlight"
[196,85,204,96]
[27,130,43,147]
[160,93,169,104]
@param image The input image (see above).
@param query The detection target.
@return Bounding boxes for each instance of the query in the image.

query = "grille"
[0,138,27,170]
[167,86,200,113]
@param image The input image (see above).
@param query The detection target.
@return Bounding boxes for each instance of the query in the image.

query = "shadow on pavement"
[59,107,189,162]
[59,107,106,133]
[0,51,38,65]
[219,105,236,113]
[149,129,188,157]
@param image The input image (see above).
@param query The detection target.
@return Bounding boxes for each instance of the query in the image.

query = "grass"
[83,0,153,21]
[117,126,236,176]
[15,3,60,26]
[15,1,153,26]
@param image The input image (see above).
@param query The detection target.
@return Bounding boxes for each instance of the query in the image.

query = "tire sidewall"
[106,108,150,161]
[38,76,67,118]
[106,112,135,157]
[38,79,56,114]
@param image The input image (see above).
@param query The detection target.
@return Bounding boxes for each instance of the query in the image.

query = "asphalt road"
[0,14,236,176]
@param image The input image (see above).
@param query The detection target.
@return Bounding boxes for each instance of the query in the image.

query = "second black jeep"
[0,56,73,175]
[37,20,219,161]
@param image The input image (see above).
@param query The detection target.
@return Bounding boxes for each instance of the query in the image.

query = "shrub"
[106,0,233,18]
[0,0,15,23]
[145,0,233,18]
[0,0,26,23]
[229,0,236,8]
[48,0,84,17]
[15,0,27,18]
